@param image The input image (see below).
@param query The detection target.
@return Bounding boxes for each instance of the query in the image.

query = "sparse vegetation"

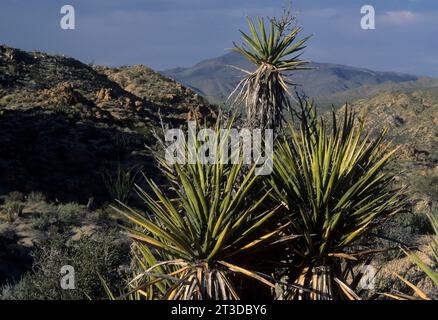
[0,6,436,301]
[1,201,25,222]
[0,192,130,300]
[1,230,129,300]
[25,192,46,204]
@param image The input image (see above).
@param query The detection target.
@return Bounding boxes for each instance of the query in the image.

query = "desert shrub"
[91,205,116,225]
[102,165,139,204]
[33,214,55,232]
[0,229,130,300]
[30,202,83,234]
[1,201,25,222]
[26,191,46,204]
[56,202,85,226]
[5,191,25,202]
[32,205,57,232]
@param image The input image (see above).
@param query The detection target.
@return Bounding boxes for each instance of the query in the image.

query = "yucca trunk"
[286,265,335,300]
[242,62,289,131]
[167,264,238,300]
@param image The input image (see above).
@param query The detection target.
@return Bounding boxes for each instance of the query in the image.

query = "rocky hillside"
[322,78,438,109]
[0,45,216,203]
[345,90,438,243]
[95,65,215,121]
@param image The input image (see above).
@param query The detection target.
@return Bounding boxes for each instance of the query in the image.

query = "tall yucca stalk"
[113,119,283,300]
[229,11,310,130]
[268,102,405,300]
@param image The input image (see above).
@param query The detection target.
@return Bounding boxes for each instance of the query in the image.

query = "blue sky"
[0,0,437,76]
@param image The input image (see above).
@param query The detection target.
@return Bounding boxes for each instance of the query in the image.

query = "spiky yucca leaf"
[113,119,283,300]
[268,102,405,299]
[229,13,311,130]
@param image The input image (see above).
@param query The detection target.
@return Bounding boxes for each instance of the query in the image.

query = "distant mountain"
[163,52,438,108]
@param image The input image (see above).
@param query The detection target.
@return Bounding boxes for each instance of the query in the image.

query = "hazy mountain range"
[163,52,438,108]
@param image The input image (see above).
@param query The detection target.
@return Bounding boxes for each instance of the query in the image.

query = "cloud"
[381,11,417,25]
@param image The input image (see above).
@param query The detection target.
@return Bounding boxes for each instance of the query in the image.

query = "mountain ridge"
[162,51,438,107]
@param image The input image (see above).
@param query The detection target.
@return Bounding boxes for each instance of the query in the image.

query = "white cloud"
[381,11,417,25]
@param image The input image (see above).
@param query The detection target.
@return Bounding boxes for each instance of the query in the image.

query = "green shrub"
[31,201,87,232]
[56,202,85,226]
[2,201,25,222]
[102,165,139,204]
[26,191,46,204]
[5,191,25,202]
[0,229,130,300]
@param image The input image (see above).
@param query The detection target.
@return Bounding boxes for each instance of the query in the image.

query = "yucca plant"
[113,119,285,300]
[268,101,405,300]
[102,164,140,204]
[229,10,311,130]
